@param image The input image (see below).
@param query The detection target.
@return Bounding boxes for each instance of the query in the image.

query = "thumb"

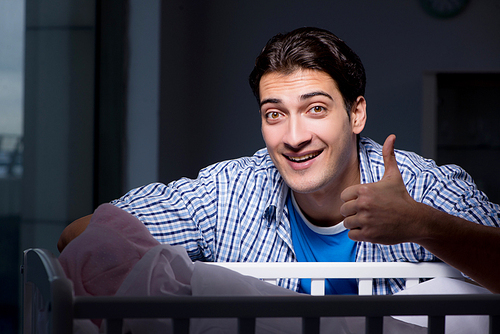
[382,134,399,179]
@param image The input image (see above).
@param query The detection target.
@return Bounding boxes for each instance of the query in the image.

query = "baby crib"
[22,248,500,334]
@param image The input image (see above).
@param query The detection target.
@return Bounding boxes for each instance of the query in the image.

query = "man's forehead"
[259,69,339,101]
[260,68,334,82]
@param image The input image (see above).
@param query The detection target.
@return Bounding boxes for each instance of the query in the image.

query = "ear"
[351,96,367,134]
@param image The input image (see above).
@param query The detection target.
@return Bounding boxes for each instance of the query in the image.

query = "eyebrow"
[300,91,333,101]
[259,91,333,108]
[259,98,281,108]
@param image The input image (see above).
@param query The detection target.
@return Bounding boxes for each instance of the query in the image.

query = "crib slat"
[106,318,123,334]
[173,318,189,334]
[238,317,255,334]
[365,316,383,334]
[310,279,325,295]
[489,315,500,334]
[428,316,445,334]
[302,317,320,334]
[405,277,420,289]
[358,278,373,295]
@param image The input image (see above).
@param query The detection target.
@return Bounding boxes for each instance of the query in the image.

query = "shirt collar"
[358,136,375,185]
[262,172,289,226]
[275,180,289,224]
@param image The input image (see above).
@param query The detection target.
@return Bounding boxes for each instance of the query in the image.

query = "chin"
[284,178,325,194]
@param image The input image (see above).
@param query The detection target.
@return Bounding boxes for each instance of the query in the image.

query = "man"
[59,27,500,295]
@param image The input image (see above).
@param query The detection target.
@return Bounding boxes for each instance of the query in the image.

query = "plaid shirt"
[112,137,500,295]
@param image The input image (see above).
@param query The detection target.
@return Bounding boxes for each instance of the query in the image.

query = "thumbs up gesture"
[340,135,420,245]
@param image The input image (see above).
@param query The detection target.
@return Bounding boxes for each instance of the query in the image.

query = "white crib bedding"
[98,243,427,334]
[93,243,487,334]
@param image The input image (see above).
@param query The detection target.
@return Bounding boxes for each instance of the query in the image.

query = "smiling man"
[59,27,500,295]
[259,69,364,227]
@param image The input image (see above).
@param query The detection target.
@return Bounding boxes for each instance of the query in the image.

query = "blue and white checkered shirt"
[112,137,500,295]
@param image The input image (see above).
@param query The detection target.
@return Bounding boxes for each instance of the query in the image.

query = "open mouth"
[285,151,321,163]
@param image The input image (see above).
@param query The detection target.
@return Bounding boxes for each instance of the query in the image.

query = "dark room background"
[156,1,500,185]
[1,1,500,332]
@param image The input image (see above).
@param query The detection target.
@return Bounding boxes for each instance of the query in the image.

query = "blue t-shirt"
[287,193,358,295]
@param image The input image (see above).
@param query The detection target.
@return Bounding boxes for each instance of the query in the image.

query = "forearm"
[411,203,500,293]
[57,214,92,253]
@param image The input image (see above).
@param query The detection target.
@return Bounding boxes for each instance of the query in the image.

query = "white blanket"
[112,244,428,334]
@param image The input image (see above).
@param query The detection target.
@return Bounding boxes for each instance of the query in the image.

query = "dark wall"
[158,0,500,183]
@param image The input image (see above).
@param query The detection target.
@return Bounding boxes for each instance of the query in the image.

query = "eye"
[310,106,325,113]
[266,111,282,120]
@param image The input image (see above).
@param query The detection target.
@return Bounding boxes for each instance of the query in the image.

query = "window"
[0,1,24,333]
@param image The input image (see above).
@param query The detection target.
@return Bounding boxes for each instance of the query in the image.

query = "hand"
[340,134,420,244]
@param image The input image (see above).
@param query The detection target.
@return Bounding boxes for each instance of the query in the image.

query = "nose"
[283,115,312,149]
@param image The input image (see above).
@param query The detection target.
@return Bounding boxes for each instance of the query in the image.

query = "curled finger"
[340,184,360,203]
[340,199,358,218]
[343,216,360,230]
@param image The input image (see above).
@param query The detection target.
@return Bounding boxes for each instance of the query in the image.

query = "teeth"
[287,153,319,162]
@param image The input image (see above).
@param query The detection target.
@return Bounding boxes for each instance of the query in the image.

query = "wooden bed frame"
[22,248,500,334]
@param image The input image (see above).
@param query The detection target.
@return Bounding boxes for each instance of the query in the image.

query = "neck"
[293,165,360,228]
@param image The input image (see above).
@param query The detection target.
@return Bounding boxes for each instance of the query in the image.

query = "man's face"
[259,69,365,195]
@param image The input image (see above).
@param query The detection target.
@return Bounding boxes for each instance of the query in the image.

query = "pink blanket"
[59,203,163,298]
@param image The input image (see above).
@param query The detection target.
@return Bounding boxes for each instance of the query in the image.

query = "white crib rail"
[209,261,463,295]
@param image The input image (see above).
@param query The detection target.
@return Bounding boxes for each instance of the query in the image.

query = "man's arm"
[407,202,500,292]
[57,214,92,253]
[341,135,500,293]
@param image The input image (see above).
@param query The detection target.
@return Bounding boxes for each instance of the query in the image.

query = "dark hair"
[249,27,366,113]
